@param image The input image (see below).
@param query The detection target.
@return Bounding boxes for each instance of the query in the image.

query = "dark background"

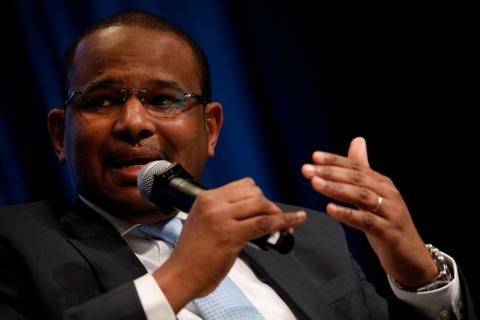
[1,0,477,309]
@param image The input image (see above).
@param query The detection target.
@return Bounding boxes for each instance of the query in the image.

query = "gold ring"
[372,196,383,213]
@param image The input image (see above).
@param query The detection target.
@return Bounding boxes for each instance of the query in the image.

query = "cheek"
[161,114,210,179]
[64,119,109,188]
[162,119,203,151]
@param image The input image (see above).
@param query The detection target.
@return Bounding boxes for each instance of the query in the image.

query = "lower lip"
[110,165,145,185]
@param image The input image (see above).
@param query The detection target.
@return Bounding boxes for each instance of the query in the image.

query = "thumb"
[348,137,370,167]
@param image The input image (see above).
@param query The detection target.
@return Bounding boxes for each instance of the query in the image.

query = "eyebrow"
[86,78,183,89]
[147,79,183,88]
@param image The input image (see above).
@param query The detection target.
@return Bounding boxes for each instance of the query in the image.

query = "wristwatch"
[393,244,453,292]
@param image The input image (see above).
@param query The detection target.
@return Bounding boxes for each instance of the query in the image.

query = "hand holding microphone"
[137,160,299,254]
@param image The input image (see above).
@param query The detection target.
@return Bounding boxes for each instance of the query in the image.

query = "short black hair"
[61,11,211,104]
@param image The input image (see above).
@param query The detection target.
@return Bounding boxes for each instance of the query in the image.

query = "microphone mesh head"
[137,160,173,201]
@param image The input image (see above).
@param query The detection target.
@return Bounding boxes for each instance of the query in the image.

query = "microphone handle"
[165,177,204,212]
[164,178,294,254]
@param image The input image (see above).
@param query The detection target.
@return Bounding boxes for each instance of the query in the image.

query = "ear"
[47,108,67,164]
[204,102,223,158]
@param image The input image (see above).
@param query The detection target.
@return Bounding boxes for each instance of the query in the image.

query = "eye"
[149,95,183,108]
[79,97,114,110]
[79,87,122,112]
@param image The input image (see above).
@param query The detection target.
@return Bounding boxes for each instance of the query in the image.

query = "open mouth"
[110,158,156,169]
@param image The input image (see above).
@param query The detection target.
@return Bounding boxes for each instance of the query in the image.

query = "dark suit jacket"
[0,200,476,319]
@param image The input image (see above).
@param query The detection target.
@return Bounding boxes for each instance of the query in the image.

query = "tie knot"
[135,217,183,246]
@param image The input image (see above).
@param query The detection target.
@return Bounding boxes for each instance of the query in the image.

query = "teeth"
[114,158,152,168]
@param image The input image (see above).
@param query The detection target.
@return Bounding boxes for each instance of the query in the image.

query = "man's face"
[48,26,222,222]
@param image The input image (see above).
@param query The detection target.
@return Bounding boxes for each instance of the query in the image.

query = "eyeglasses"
[64,83,208,116]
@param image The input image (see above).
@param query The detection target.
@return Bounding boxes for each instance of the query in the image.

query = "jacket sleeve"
[352,257,478,320]
[63,282,145,320]
[0,241,146,320]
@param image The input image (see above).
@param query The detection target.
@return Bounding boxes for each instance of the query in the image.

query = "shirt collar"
[78,194,188,237]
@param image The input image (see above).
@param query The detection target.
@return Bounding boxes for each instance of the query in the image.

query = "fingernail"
[296,210,307,219]
[303,164,315,176]
[328,203,338,212]
[313,151,324,161]
[313,176,326,187]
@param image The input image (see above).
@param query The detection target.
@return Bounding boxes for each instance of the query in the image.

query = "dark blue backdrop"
[1,0,477,306]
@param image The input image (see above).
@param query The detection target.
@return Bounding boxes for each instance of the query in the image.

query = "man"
[0,11,476,319]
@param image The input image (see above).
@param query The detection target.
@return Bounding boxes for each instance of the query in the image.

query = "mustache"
[104,142,174,165]
[135,142,174,163]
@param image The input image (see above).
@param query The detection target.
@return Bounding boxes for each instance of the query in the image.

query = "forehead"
[70,26,201,92]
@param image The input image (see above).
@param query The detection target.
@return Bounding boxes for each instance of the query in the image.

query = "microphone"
[137,160,294,254]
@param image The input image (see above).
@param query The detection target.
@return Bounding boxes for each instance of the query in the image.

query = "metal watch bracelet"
[392,244,453,292]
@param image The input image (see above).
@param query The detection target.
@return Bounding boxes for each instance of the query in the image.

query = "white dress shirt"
[79,196,463,319]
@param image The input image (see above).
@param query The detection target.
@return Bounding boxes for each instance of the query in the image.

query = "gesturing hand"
[302,137,438,289]
[153,177,307,312]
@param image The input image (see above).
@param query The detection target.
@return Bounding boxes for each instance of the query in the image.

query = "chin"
[112,200,174,224]
[113,196,159,215]
[82,188,158,215]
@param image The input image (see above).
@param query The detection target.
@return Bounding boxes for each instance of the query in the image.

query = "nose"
[112,96,156,144]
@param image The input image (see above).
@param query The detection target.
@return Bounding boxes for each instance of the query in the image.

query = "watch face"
[416,244,453,292]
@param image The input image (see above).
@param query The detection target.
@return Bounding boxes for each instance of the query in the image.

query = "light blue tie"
[136,218,264,320]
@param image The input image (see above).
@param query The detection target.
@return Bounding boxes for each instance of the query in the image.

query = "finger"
[228,196,283,219]
[220,177,257,191]
[309,151,387,183]
[210,177,264,203]
[302,164,395,198]
[326,203,388,235]
[237,211,307,241]
[310,176,390,216]
[348,137,369,167]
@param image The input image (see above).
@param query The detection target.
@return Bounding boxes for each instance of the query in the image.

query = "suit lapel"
[59,201,331,318]
[241,246,329,320]
[60,201,147,292]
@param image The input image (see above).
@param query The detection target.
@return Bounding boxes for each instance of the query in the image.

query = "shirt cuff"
[388,252,463,319]
[134,273,177,320]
